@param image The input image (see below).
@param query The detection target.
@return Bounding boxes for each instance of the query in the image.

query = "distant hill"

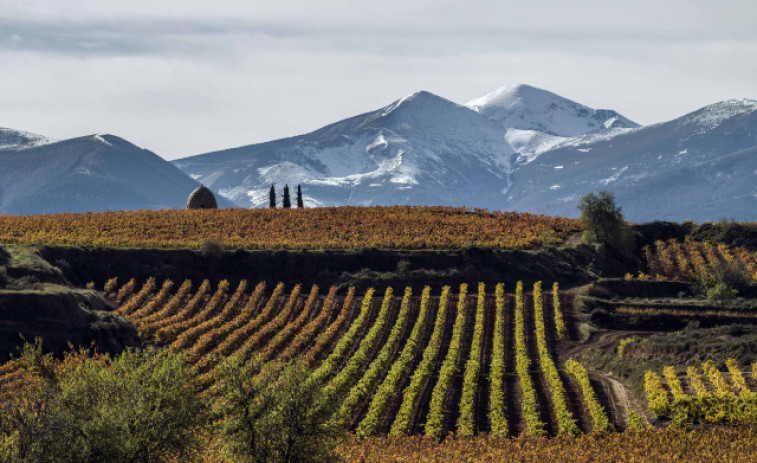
[0,131,236,214]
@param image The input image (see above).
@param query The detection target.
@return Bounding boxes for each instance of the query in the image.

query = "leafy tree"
[697,259,745,305]
[296,185,304,209]
[214,354,337,463]
[282,185,292,209]
[0,343,208,463]
[269,185,276,208]
[578,190,634,256]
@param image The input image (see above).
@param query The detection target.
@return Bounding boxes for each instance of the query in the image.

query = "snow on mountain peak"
[92,134,114,146]
[682,98,757,129]
[467,84,554,113]
[380,90,463,116]
[0,128,53,150]
[465,83,639,137]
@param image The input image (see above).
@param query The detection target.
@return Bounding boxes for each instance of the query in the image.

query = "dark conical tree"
[269,185,276,208]
[296,185,304,208]
[282,185,292,208]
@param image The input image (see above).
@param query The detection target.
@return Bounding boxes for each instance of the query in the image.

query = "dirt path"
[561,330,655,430]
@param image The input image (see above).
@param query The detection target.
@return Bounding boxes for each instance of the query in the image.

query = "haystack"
[187,185,218,209]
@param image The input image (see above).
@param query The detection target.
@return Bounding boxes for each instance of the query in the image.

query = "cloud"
[0,0,756,159]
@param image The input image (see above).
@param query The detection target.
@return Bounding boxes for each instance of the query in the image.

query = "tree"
[214,354,337,463]
[269,185,276,208]
[578,190,634,256]
[296,185,304,209]
[0,343,208,463]
[282,185,292,209]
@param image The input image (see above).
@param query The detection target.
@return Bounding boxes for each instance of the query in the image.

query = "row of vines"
[2,277,617,440]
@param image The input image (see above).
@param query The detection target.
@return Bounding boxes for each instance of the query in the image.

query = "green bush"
[214,354,338,463]
[0,343,208,463]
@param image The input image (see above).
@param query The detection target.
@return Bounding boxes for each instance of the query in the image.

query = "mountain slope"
[175,91,515,209]
[466,84,639,136]
[466,84,640,164]
[505,99,757,222]
[0,132,236,214]
[0,128,52,150]
[174,87,757,222]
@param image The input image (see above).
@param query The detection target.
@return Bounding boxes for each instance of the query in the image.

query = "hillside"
[0,130,236,214]
[2,217,757,460]
[174,91,515,209]
[173,85,757,222]
[507,99,757,221]
[466,84,639,164]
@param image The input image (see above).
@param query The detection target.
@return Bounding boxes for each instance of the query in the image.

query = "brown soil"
[545,291,591,432]
[562,330,655,430]
[562,291,581,342]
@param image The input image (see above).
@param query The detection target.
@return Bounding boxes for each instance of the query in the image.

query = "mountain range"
[1,84,755,221]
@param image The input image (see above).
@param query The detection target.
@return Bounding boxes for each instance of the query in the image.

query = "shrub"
[214,354,337,463]
[0,342,208,463]
[200,238,224,258]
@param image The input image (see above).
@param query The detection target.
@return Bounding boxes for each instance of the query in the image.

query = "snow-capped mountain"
[174,86,757,222]
[467,84,638,136]
[174,91,515,209]
[0,128,52,150]
[466,84,639,164]
[506,99,757,222]
[0,130,236,214]
[4,84,755,222]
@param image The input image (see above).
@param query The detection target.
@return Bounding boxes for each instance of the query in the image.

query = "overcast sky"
[2,0,756,160]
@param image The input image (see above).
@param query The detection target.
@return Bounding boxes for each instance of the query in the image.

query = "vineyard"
[0,206,578,250]
[335,427,757,462]
[645,359,757,426]
[641,238,757,282]
[1,277,622,438]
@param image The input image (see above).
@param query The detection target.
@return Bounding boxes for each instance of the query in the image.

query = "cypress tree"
[282,185,292,208]
[296,185,304,208]
[269,185,276,208]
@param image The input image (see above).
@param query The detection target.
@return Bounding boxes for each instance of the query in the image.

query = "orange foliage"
[0,206,578,250]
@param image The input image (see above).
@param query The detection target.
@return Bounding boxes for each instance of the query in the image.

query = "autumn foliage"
[0,206,578,250]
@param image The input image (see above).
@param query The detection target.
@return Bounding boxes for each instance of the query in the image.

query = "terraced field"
[4,277,624,437]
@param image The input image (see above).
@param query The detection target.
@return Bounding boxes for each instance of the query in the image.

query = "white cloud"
[0,0,756,159]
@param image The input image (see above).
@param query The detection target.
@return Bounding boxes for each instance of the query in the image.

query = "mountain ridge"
[0,131,236,214]
[174,85,756,221]
[1,84,754,221]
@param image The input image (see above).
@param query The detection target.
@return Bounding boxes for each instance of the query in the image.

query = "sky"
[1,0,756,160]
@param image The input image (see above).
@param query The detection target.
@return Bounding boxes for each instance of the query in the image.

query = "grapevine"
[425,284,469,440]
